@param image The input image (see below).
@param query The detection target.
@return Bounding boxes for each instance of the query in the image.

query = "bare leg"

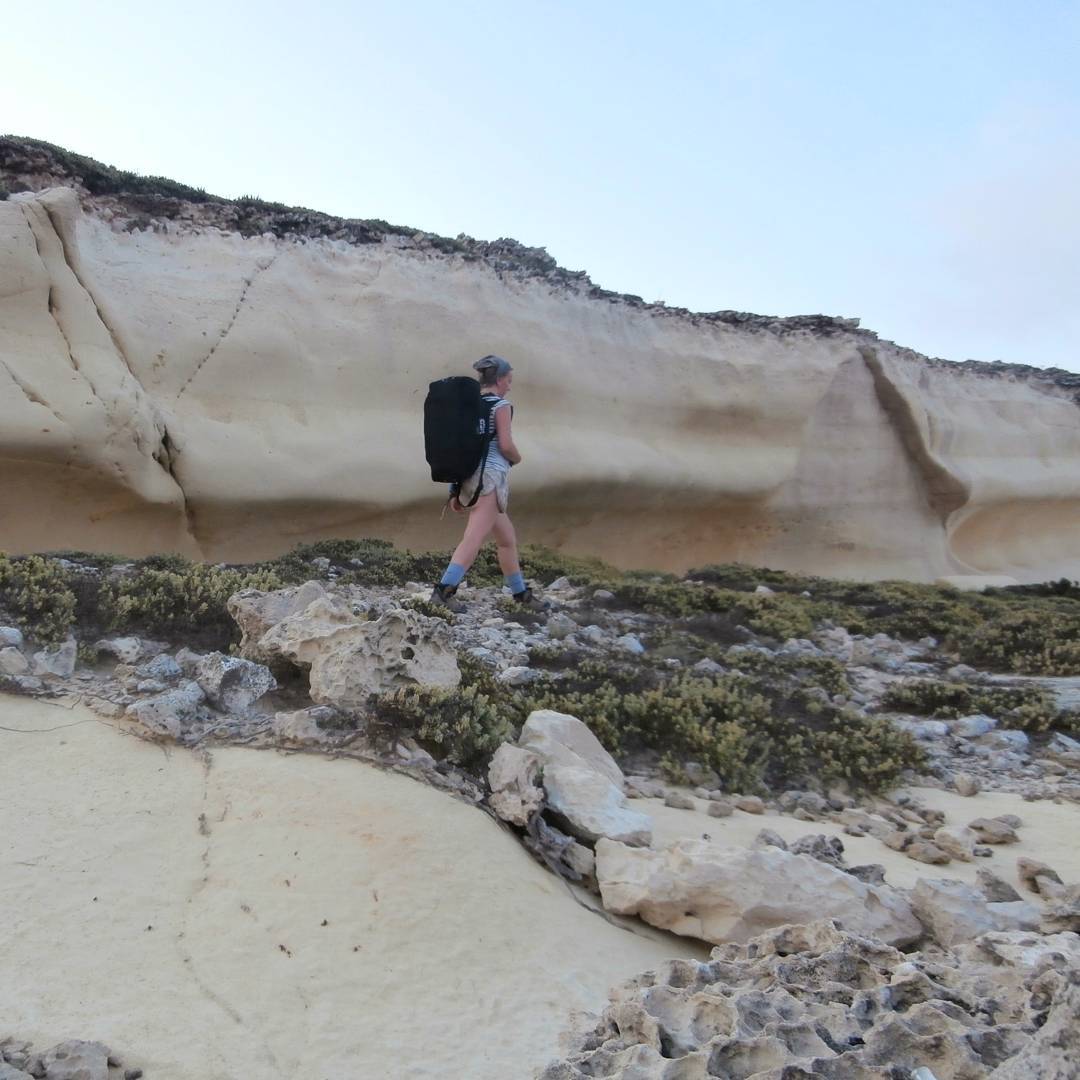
[449,493,500,570]
[490,512,521,576]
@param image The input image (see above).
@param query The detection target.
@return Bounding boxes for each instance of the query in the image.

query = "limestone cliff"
[1,137,1078,582]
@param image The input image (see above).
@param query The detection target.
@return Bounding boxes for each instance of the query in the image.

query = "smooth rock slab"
[595,840,921,946]
[544,766,652,847]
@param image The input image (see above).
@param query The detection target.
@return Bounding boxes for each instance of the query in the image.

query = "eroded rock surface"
[540,919,1080,1080]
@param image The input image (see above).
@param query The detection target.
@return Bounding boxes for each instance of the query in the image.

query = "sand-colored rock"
[594,839,921,946]
[0,692,698,1080]
[2,177,1079,581]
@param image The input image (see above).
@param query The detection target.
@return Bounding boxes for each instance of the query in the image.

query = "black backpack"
[423,377,500,503]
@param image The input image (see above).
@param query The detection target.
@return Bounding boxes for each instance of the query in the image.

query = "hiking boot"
[512,586,550,612]
[430,583,465,613]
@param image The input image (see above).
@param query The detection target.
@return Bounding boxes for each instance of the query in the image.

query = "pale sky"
[4,0,1078,372]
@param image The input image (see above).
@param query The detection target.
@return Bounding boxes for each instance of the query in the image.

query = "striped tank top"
[481,394,513,472]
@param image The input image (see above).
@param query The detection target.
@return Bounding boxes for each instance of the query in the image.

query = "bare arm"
[494,405,521,465]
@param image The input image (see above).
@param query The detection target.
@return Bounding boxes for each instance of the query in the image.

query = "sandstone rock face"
[594,840,921,946]
[2,172,1079,581]
[543,766,652,847]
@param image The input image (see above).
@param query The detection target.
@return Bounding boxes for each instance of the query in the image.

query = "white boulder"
[519,709,624,787]
[544,766,652,847]
[595,839,921,946]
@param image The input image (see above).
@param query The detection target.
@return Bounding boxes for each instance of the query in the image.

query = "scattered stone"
[789,833,846,870]
[40,1040,110,1080]
[883,829,911,851]
[911,877,998,947]
[272,706,341,748]
[734,795,765,814]
[905,840,952,865]
[624,776,664,799]
[93,635,146,664]
[0,626,25,648]
[663,791,695,811]
[752,828,788,851]
[954,771,981,796]
[543,765,652,847]
[594,839,921,946]
[495,665,543,687]
[0,647,29,675]
[125,680,206,739]
[195,652,276,713]
[544,612,577,640]
[706,800,734,818]
[892,717,950,739]
[950,713,997,738]
[977,867,1023,903]
[614,633,644,655]
[968,816,1019,844]
[1018,856,1063,894]
[1041,885,1080,934]
[934,824,978,862]
[848,863,887,885]
[134,653,182,683]
[591,589,615,603]
[691,657,726,677]
[32,636,76,678]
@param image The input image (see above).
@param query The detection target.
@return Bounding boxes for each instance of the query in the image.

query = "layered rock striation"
[2,137,1079,581]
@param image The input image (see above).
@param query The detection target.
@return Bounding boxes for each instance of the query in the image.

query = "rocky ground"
[3,554,1080,1078]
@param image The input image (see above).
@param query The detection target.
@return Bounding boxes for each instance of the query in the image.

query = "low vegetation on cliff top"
[2,541,1078,790]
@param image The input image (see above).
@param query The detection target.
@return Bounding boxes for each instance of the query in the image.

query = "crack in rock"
[175,253,278,401]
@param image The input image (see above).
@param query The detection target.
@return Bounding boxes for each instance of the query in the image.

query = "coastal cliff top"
[2,134,1077,395]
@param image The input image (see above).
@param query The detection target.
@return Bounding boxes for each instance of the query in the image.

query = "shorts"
[459,465,510,513]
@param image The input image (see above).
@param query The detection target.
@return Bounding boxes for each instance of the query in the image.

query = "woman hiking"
[430,355,546,611]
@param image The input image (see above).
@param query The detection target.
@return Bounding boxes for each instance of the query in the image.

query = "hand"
[450,496,466,514]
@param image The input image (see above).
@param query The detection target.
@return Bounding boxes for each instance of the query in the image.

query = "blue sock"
[505,571,526,594]
[440,563,466,588]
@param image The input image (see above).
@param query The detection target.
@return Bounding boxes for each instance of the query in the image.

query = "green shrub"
[104,562,282,647]
[880,678,1064,733]
[369,680,512,769]
[272,538,444,587]
[954,610,1080,676]
[810,711,927,789]
[0,554,77,644]
[630,676,775,792]
[400,597,449,621]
